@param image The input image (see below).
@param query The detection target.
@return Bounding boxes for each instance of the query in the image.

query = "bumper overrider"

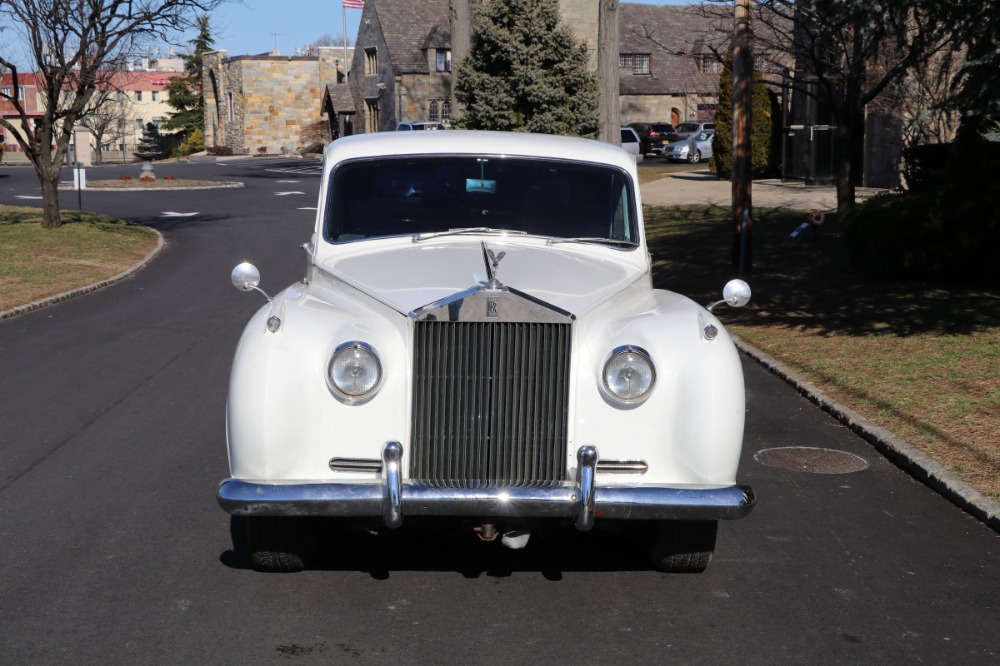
[217,443,756,530]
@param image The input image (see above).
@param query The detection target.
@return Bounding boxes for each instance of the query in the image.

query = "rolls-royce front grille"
[410,321,572,488]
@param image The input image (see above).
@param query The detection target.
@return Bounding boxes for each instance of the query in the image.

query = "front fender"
[572,286,745,486]
[226,282,410,481]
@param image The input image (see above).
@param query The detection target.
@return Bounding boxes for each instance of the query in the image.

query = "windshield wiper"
[413,227,528,242]
[546,237,639,248]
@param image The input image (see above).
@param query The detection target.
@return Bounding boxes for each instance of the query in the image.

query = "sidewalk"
[640,169,882,211]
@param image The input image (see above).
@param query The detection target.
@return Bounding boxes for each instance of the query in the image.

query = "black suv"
[628,122,680,156]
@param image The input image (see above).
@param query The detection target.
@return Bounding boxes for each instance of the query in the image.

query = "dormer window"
[619,54,650,75]
[436,49,452,72]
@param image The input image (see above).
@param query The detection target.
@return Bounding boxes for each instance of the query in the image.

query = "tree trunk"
[834,87,865,218]
[597,0,621,144]
[39,171,63,229]
[450,0,475,117]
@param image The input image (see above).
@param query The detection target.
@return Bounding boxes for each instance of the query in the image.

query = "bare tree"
[0,0,223,228]
[79,89,135,165]
[719,0,957,215]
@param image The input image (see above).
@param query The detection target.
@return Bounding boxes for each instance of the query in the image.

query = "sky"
[186,0,695,60]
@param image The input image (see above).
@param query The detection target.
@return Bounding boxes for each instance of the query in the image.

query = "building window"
[619,54,649,75]
[135,119,144,130]
[442,100,451,124]
[428,101,439,123]
[135,90,143,101]
[366,99,379,133]
[117,91,125,102]
[228,92,233,120]
[365,48,378,76]
[152,90,160,102]
[436,49,451,72]
[701,57,721,74]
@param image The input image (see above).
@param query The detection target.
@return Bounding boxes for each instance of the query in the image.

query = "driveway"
[640,169,882,210]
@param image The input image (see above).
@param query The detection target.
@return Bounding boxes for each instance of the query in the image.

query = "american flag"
[343,0,364,8]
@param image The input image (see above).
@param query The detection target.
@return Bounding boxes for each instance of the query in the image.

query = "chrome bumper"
[217,443,755,530]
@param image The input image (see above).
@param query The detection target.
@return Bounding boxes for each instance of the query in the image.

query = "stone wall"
[204,50,337,154]
[559,0,599,70]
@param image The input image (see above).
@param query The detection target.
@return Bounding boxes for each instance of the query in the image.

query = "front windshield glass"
[325,156,637,244]
[676,122,701,133]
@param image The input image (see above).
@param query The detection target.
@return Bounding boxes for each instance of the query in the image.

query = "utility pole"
[597,0,621,145]
[731,0,753,274]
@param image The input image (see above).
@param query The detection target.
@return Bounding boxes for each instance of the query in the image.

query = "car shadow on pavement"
[220,518,657,577]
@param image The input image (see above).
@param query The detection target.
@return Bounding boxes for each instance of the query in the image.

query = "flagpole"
[342,3,348,82]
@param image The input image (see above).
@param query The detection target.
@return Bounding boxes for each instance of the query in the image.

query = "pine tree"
[162,15,214,136]
[454,0,598,137]
[710,53,776,179]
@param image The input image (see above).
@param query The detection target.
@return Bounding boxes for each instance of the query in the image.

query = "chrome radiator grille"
[410,321,572,488]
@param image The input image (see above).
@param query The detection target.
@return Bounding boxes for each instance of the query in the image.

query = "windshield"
[676,122,701,133]
[324,156,637,244]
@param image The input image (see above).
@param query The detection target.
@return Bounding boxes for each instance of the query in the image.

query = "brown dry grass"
[0,206,158,312]
[644,204,1000,499]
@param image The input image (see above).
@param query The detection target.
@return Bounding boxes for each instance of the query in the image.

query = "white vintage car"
[219,130,754,572]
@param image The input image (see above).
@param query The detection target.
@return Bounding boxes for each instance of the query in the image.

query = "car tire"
[244,516,316,572]
[647,520,717,573]
[688,150,702,164]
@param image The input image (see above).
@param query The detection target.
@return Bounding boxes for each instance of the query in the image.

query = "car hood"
[318,239,648,317]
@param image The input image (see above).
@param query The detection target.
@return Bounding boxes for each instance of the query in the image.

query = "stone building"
[203,47,348,154]
[345,0,724,133]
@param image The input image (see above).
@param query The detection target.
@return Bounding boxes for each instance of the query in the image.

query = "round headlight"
[328,342,383,401]
[602,346,656,404]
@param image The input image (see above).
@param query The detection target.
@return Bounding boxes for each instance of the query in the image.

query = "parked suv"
[396,121,446,131]
[619,126,644,163]
[628,122,679,155]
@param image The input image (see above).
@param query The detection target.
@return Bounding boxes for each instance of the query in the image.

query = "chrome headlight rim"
[326,340,384,403]
[600,344,657,406]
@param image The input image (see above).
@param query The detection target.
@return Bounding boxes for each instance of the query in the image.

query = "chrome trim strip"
[217,481,755,523]
[329,457,383,472]
[576,446,598,531]
[382,441,403,528]
[596,459,648,473]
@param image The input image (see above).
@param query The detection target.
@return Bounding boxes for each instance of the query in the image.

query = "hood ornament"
[481,241,506,290]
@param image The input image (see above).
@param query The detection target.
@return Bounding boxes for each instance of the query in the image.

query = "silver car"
[665,131,714,163]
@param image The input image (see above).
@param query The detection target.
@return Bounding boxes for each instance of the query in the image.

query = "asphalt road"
[1,159,998,664]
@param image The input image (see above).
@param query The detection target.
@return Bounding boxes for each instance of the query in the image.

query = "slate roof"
[369,0,451,75]
[323,82,355,114]
[619,3,726,96]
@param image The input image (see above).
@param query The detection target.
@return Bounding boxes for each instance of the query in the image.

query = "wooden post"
[597,0,621,145]
[732,0,753,274]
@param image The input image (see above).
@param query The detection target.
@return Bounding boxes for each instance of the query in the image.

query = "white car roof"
[324,130,637,172]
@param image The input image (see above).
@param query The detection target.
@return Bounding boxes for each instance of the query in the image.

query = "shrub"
[163,175,177,180]
[206,145,233,156]
[843,138,1000,283]
[140,176,155,182]
[119,174,134,180]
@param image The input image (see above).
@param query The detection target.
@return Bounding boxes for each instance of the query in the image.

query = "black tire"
[688,149,702,164]
[244,516,316,573]
[647,520,717,573]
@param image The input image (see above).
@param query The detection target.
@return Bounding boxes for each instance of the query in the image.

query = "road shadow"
[646,204,1000,337]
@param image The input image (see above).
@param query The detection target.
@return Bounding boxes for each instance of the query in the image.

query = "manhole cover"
[754,447,869,474]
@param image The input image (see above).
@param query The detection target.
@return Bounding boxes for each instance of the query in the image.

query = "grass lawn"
[644,203,1000,500]
[0,205,159,312]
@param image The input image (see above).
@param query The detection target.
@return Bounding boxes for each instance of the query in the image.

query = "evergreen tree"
[162,15,214,136]
[710,54,776,180]
[454,0,598,136]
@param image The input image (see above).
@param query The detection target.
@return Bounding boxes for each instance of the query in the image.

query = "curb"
[58,182,244,192]
[0,229,165,322]
[734,335,1000,534]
